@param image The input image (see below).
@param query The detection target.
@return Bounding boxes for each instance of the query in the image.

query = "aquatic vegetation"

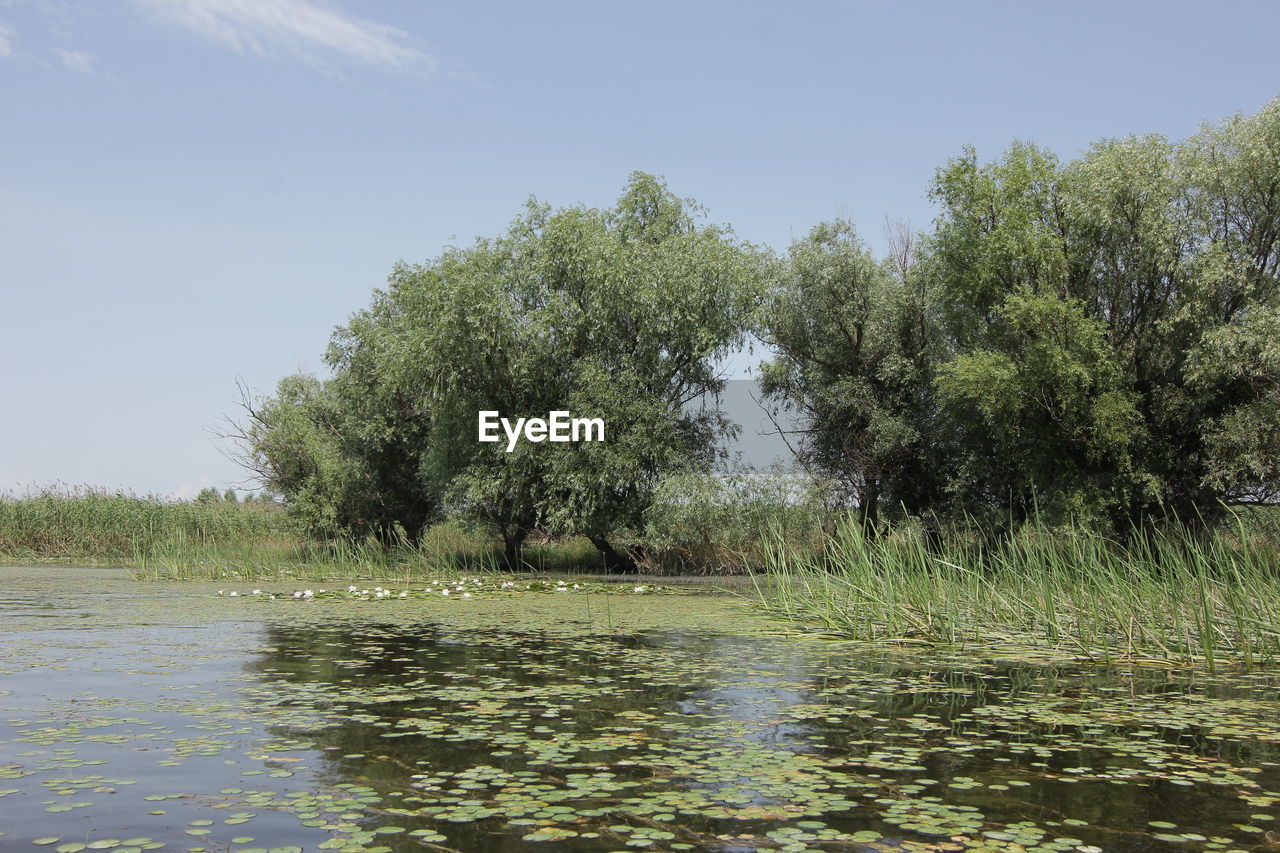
[2,566,1280,853]
[210,577,681,602]
[0,492,607,579]
[755,521,1280,668]
[0,489,299,565]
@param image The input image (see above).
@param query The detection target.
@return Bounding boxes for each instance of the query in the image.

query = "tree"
[762,98,1280,533]
[231,371,437,544]
[235,173,769,569]
[925,98,1280,528]
[759,219,944,528]
[342,172,770,570]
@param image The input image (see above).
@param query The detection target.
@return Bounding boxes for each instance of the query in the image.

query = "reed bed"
[0,488,298,563]
[128,530,603,581]
[0,490,604,580]
[753,518,1280,670]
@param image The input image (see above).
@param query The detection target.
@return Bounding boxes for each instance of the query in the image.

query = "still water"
[1,566,1278,852]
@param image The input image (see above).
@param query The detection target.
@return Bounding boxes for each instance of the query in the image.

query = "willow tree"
[434,174,764,567]
[759,219,944,528]
[761,98,1280,532]
[262,172,769,569]
[928,98,1280,527]
[232,365,438,545]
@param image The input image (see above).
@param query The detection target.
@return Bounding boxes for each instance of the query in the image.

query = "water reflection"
[1,567,1278,853]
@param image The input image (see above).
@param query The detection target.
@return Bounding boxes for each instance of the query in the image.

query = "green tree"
[345,172,769,569]
[759,219,944,527]
[763,98,1280,533]
[925,98,1280,527]
[233,370,437,544]
[238,173,769,569]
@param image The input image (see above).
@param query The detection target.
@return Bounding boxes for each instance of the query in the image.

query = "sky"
[1,0,1277,498]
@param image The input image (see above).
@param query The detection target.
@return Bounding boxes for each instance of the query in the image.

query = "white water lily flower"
[348,585,357,592]
[252,589,261,595]
[634,586,646,593]
[442,589,450,596]
[217,590,224,595]
[229,591,238,597]
[399,592,407,598]
[462,592,472,598]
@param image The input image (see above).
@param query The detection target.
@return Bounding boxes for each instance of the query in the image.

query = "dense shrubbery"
[639,468,828,573]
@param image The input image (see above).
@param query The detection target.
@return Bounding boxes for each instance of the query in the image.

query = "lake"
[2,565,1278,852]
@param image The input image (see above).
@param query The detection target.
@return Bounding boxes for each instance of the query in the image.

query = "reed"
[0,487,298,563]
[0,488,606,580]
[752,517,1280,668]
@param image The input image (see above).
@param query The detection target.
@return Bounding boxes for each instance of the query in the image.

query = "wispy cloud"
[0,22,15,58]
[134,0,429,71]
[55,46,94,74]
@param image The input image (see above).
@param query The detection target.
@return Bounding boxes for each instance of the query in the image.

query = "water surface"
[2,566,1278,853]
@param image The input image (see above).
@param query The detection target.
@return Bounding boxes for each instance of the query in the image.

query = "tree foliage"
[237,100,1280,551]
[764,98,1280,530]
[759,220,943,526]
[238,173,769,568]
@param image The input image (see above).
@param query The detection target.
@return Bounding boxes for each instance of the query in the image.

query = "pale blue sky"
[2,0,1277,498]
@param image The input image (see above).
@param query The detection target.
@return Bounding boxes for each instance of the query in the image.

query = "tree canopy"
[764,98,1280,530]
[239,173,769,568]
[237,99,1280,551]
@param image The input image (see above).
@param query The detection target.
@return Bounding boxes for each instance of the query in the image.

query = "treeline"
[236,99,1280,570]
[194,487,274,505]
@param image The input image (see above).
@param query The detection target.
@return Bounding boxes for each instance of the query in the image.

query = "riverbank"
[0,491,605,577]
[7,492,1280,669]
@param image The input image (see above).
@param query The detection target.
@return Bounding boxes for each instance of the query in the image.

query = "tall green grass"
[0,487,299,563]
[129,524,605,581]
[754,517,1280,669]
[0,489,606,580]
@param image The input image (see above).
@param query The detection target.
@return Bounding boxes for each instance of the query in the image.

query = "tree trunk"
[859,477,881,533]
[403,521,424,548]
[587,534,637,574]
[502,527,528,570]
